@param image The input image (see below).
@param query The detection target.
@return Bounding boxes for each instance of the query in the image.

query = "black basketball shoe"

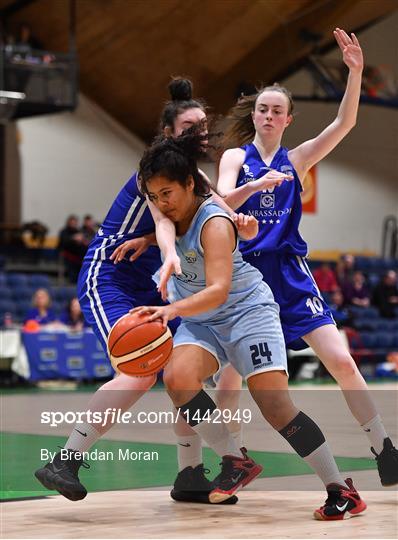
[171,464,238,505]
[314,478,367,521]
[35,449,89,501]
[371,437,398,486]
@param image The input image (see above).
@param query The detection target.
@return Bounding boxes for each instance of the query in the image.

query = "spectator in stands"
[343,270,370,308]
[313,262,339,294]
[58,215,87,282]
[81,214,98,245]
[60,297,87,331]
[22,220,48,247]
[372,270,398,319]
[336,253,355,287]
[24,288,57,326]
[15,23,42,50]
[329,289,351,328]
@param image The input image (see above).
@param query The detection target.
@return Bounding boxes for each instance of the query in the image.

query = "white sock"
[177,434,202,471]
[362,414,388,454]
[64,422,101,453]
[191,411,242,458]
[303,441,346,488]
[230,428,243,449]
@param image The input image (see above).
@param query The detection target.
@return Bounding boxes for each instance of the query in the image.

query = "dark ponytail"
[160,77,206,132]
[139,123,210,197]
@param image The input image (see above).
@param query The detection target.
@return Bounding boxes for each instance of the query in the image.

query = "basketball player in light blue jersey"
[35,79,255,506]
[133,126,366,520]
[217,27,398,497]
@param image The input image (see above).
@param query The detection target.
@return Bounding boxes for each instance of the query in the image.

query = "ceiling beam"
[203,0,398,115]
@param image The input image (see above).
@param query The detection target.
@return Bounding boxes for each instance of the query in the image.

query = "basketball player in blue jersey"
[133,127,366,520]
[217,28,398,490]
[35,78,253,505]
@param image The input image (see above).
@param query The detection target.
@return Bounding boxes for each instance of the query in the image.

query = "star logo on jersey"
[184,250,197,263]
[260,194,275,208]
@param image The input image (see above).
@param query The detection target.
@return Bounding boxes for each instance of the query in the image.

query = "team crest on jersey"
[281,165,294,175]
[242,163,254,182]
[260,193,275,208]
[184,250,197,263]
[176,270,198,283]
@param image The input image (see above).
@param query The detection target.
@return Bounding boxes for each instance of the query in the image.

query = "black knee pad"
[279,411,326,457]
[178,389,217,427]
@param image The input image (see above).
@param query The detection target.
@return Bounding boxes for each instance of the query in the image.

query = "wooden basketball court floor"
[1,383,397,538]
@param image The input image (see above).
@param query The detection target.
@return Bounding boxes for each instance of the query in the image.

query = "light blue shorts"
[173,284,288,385]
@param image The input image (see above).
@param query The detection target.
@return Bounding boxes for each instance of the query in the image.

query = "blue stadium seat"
[15,300,32,321]
[374,332,395,349]
[350,306,379,319]
[367,273,380,288]
[0,299,17,317]
[52,286,76,302]
[360,332,377,348]
[7,273,29,288]
[354,318,378,331]
[52,301,65,316]
[380,258,397,270]
[355,256,372,270]
[0,287,13,301]
[29,274,51,288]
[381,319,398,332]
[362,307,379,319]
[10,287,34,301]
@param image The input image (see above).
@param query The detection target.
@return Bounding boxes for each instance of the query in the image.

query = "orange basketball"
[107,312,173,377]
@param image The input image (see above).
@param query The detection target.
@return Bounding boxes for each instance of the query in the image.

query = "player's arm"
[217,148,251,210]
[218,149,293,210]
[147,198,182,299]
[132,217,235,325]
[200,166,259,240]
[288,29,363,179]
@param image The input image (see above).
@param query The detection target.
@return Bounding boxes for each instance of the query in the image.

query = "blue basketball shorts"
[173,283,288,385]
[77,257,180,355]
[244,252,335,350]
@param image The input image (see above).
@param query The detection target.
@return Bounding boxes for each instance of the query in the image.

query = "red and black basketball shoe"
[209,447,263,503]
[314,478,367,521]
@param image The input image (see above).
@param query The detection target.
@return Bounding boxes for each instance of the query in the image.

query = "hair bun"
[168,77,193,101]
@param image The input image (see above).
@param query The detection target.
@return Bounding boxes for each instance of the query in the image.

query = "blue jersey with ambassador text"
[236,144,307,256]
[172,199,273,323]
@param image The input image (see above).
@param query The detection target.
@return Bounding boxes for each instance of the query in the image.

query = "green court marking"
[1,378,394,395]
[1,432,376,501]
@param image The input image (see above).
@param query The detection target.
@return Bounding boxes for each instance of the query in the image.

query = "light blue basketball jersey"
[172,199,274,323]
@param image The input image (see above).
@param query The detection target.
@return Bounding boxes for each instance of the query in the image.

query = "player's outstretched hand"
[252,170,293,192]
[334,28,363,73]
[110,234,156,264]
[130,304,177,328]
[232,213,259,240]
[158,254,182,302]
